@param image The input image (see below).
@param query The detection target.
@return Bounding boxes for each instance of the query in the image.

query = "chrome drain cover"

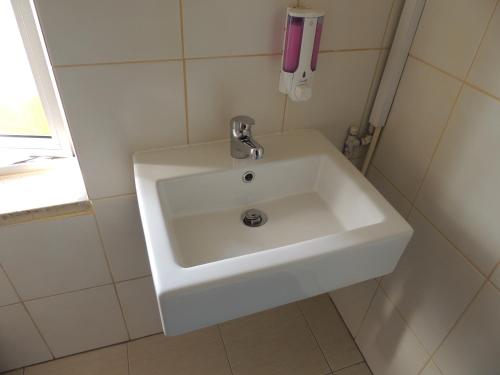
[241,208,267,227]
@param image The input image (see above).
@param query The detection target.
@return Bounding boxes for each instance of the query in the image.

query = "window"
[0,0,73,171]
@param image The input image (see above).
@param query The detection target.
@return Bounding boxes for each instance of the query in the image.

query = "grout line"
[91,215,132,340]
[186,52,282,61]
[378,285,432,356]
[409,54,500,104]
[332,361,368,374]
[52,49,387,70]
[90,192,136,202]
[352,278,382,339]
[326,294,373,373]
[426,279,489,372]
[0,263,56,360]
[280,96,288,133]
[296,302,333,374]
[411,206,490,278]
[371,162,489,279]
[22,337,132,371]
[384,0,500,231]
[216,325,235,375]
[179,0,190,144]
[126,340,131,375]
[7,274,152,305]
[53,58,183,69]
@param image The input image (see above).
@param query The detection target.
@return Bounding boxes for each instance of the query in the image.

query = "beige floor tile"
[220,303,329,375]
[333,362,372,375]
[299,295,363,371]
[25,344,127,375]
[3,370,23,375]
[128,327,231,375]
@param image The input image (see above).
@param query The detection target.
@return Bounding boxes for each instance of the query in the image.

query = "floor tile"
[299,295,363,371]
[220,303,329,375]
[330,279,379,337]
[333,362,372,375]
[25,344,127,375]
[128,328,231,375]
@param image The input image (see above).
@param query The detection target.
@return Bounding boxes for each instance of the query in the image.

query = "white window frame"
[0,0,73,160]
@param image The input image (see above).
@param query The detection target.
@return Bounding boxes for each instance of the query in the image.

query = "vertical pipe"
[361,0,426,175]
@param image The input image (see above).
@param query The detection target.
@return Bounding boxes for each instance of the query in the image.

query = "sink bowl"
[134,130,412,335]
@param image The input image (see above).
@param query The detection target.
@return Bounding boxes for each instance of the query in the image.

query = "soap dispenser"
[279,8,324,101]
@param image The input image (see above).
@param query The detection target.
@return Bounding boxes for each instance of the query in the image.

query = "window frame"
[0,0,73,158]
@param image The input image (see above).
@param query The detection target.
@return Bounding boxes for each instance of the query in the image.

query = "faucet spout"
[241,137,264,160]
[230,115,264,160]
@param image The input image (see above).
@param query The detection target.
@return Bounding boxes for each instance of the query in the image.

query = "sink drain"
[241,208,267,227]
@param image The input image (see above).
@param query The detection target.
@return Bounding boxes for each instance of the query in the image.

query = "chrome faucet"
[230,115,264,160]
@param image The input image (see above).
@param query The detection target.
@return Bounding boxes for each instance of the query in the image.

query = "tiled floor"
[6,295,372,375]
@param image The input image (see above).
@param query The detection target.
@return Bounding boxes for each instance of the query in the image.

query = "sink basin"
[134,130,413,335]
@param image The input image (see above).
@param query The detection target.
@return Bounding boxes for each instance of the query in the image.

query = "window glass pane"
[0,0,50,138]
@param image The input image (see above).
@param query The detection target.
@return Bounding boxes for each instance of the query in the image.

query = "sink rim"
[134,129,412,295]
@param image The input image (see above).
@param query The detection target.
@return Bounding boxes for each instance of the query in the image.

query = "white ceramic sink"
[134,130,412,335]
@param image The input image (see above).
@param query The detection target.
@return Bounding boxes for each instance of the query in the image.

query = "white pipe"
[361,0,426,174]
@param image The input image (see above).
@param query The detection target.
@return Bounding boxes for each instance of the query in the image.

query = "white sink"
[134,130,412,335]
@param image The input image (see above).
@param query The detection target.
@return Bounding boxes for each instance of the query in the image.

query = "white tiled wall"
[0,0,400,371]
[331,1,500,374]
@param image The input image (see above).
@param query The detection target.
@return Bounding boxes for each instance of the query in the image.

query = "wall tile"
[372,58,461,201]
[25,344,128,375]
[220,303,329,375]
[420,361,443,375]
[356,289,429,375]
[285,50,378,149]
[491,264,500,289]
[381,210,484,353]
[410,0,496,78]
[300,0,393,50]
[330,278,379,337]
[34,0,181,65]
[182,0,294,58]
[435,282,500,375]
[26,285,128,358]
[367,167,411,218]
[299,295,363,371]
[115,277,162,339]
[468,5,500,98]
[0,304,52,372]
[186,56,285,143]
[55,62,186,199]
[93,195,150,281]
[0,267,19,307]
[0,215,111,300]
[128,328,231,375]
[416,87,500,275]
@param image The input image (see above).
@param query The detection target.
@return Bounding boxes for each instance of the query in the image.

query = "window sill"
[0,158,89,221]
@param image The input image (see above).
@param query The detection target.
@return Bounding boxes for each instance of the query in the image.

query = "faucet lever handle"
[230,115,255,134]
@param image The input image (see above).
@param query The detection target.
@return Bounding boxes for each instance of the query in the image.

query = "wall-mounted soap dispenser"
[279,8,324,101]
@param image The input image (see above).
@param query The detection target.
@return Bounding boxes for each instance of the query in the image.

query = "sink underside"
[134,130,413,335]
